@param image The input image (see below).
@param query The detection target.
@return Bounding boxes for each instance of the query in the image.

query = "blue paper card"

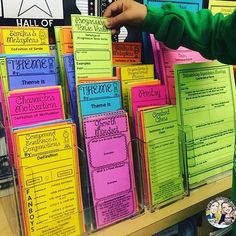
[63,54,79,124]
[6,55,58,90]
[144,0,203,12]
[78,80,122,117]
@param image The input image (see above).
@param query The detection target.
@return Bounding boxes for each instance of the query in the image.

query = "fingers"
[111,28,120,35]
[103,0,124,18]
[104,0,128,29]
[104,0,147,31]
[105,12,128,29]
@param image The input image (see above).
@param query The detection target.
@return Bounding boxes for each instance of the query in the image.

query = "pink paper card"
[159,43,209,104]
[83,111,137,229]
[0,77,14,164]
[150,34,163,80]
[131,83,167,137]
[8,86,65,128]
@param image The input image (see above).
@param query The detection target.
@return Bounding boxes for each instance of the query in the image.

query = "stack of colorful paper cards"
[137,105,185,209]
[59,26,73,55]
[54,26,73,82]
[127,80,167,137]
[157,43,208,105]
[0,72,13,164]
[13,121,85,236]
[63,54,79,125]
[0,53,58,164]
[149,34,162,80]
[118,64,155,111]
[83,110,138,228]
[54,26,74,115]
[54,26,73,83]
[174,61,236,188]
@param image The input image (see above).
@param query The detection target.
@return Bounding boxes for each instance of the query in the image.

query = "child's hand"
[103,0,147,35]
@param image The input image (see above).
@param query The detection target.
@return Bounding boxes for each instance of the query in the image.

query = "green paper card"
[71,15,113,84]
[142,105,184,207]
[175,61,236,187]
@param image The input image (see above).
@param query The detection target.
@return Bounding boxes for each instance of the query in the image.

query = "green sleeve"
[141,3,236,64]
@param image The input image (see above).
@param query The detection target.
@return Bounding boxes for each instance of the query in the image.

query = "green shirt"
[142,3,236,64]
[142,4,236,235]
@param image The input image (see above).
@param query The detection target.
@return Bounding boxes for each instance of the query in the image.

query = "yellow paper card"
[71,15,113,84]
[14,122,84,236]
[208,0,236,15]
[120,64,155,111]
[0,57,8,93]
[0,27,50,54]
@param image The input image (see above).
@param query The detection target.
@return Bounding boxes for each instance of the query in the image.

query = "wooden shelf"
[0,175,232,236]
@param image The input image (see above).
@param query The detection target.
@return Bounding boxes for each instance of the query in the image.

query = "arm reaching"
[142,4,236,64]
[103,0,147,35]
[104,0,236,64]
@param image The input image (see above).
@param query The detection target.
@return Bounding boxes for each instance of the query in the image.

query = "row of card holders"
[0,125,233,235]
